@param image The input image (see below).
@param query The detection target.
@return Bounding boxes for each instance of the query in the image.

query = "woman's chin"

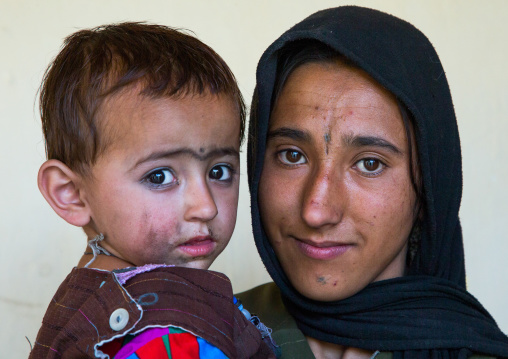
[292,277,364,302]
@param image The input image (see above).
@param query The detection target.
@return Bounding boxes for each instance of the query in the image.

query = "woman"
[238,6,508,359]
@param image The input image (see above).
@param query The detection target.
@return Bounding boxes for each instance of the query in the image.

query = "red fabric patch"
[136,336,169,358]
[169,332,199,358]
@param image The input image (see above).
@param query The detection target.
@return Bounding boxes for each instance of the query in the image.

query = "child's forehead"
[101,84,237,120]
[96,85,240,153]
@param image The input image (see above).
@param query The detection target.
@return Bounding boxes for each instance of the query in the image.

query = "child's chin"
[176,257,215,271]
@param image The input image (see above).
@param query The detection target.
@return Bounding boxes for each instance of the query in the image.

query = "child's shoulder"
[30,266,273,358]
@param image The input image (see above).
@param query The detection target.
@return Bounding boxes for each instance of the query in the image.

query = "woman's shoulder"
[237,283,316,358]
[237,284,498,359]
[237,282,287,326]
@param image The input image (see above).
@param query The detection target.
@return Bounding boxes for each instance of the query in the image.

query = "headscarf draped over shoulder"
[247,6,508,358]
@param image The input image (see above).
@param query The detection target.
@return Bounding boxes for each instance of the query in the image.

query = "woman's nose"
[301,167,344,228]
[183,180,218,222]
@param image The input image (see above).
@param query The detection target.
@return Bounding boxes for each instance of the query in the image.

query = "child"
[29,22,276,359]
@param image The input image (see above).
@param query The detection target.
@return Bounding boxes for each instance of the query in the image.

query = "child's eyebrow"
[133,147,239,168]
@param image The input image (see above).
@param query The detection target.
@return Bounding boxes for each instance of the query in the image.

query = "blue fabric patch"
[197,337,228,358]
[124,352,140,359]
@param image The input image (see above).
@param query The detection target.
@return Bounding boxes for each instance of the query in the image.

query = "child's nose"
[183,180,218,222]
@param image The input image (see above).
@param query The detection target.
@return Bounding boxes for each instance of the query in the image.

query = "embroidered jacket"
[29,265,274,358]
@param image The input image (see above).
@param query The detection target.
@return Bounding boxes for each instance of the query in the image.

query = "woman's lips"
[294,237,352,260]
[178,236,215,257]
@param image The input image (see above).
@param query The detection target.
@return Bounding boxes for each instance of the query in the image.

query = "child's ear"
[38,159,91,227]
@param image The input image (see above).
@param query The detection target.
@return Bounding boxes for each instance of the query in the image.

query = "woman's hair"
[270,40,424,263]
[40,22,245,176]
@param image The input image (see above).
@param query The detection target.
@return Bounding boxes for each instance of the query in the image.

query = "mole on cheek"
[317,276,327,285]
[317,274,332,285]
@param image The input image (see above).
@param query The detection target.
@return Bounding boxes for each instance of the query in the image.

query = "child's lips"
[178,236,215,257]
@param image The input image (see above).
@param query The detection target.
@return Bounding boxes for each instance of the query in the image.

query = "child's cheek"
[135,214,181,263]
[220,192,240,230]
[142,208,181,241]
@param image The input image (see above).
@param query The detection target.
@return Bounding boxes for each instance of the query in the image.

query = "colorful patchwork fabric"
[113,327,228,359]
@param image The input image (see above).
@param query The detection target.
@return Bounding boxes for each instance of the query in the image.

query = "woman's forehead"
[270,62,404,140]
[279,62,395,104]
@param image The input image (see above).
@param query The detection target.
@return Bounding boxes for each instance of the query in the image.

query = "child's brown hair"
[39,22,245,175]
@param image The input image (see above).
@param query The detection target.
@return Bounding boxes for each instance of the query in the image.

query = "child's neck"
[78,248,136,271]
[78,233,137,271]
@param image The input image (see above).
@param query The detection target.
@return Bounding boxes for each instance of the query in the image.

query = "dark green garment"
[238,282,314,358]
[238,283,390,359]
[238,283,495,359]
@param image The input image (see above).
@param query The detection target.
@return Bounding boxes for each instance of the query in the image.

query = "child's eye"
[209,164,233,182]
[354,158,385,176]
[144,168,177,187]
[277,149,307,165]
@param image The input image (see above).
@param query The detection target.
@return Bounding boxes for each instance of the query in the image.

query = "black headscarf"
[247,6,508,358]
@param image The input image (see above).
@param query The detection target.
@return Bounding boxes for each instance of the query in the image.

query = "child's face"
[81,88,240,269]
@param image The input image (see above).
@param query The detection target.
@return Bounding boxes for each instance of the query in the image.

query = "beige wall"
[1,0,507,355]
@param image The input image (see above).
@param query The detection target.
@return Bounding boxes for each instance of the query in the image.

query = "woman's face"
[259,62,417,301]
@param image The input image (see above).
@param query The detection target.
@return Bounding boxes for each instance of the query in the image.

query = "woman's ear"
[38,159,91,227]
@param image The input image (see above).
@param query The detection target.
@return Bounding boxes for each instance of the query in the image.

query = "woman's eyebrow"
[266,127,312,142]
[343,134,403,155]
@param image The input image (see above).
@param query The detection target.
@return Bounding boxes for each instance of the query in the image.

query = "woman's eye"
[278,150,306,165]
[145,168,176,186]
[355,158,385,175]
[209,165,233,182]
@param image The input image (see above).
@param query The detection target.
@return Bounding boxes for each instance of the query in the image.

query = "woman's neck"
[306,337,373,359]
